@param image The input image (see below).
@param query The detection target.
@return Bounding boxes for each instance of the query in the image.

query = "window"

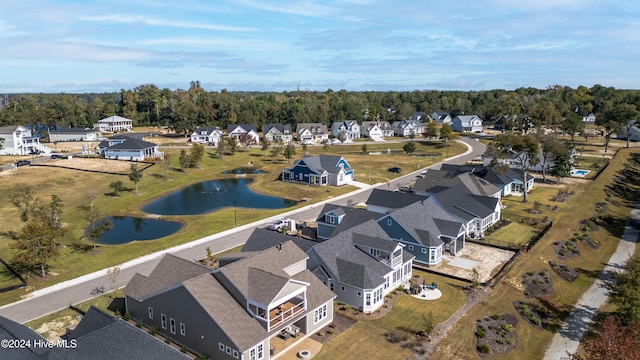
[258,344,264,359]
[408,245,413,250]
[226,346,232,355]
[147,307,153,319]
[357,291,362,297]
[180,322,185,336]
[370,248,380,257]
[170,318,176,334]
[219,343,225,352]
[421,248,427,254]
[430,251,435,261]
[314,304,328,324]
[387,219,392,226]
[329,283,334,291]
[341,286,345,292]
[233,350,239,358]
[365,293,371,306]
[161,314,167,329]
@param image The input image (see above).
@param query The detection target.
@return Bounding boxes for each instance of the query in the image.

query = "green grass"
[484,222,538,247]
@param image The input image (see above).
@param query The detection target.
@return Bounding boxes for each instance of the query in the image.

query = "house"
[48,127,100,142]
[431,112,453,125]
[98,134,163,161]
[296,123,329,144]
[281,155,354,186]
[0,306,189,360]
[482,146,576,173]
[376,200,467,265]
[361,121,394,139]
[617,120,640,141]
[428,185,501,238]
[451,115,483,133]
[124,245,336,360]
[191,126,223,145]
[306,220,414,313]
[228,124,260,145]
[391,120,424,137]
[0,125,49,155]
[262,124,293,144]
[440,164,535,196]
[242,228,318,253]
[330,121,361,140]
[315,203,384,240]
[411,112,429,122]
[413,170,502,199]
[366,189,427,214]
[96,115,133,132]
[583,112,597,123]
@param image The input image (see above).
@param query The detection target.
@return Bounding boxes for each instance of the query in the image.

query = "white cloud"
[78,14,256,32]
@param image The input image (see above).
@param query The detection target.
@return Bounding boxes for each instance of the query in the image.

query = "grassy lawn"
[315,271,467,360]
[430,147,639,359]
[484,222,538,247]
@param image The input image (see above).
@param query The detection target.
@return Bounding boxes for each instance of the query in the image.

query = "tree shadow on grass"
[69,243,97,253]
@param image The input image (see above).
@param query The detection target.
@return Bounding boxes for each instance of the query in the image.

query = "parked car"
[267,218,289,231]
[50,154,63,159]
[399,185,413,193]
[388,167,402,173]
[417,170,427,178]
[15,160,31,167]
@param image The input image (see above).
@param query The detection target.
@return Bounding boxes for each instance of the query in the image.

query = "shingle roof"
[99,115,133,123]
[242,228,318,253]
[228,124,257,133]
[106,137,157,150]
[295,155,351,175]
[124,254,211,300]
[193,126,219,134]
[0,315,48,360]
[431,185,499,221]
[366,189,426,209]
[50,306,189,360]
[316,203,384,236]
[439,164,534,186]
[385,200,464,245]
[50,127,96,133]
[413,170,500,197]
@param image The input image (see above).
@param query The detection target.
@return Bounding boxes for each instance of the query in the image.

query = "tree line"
[0,83,638,139]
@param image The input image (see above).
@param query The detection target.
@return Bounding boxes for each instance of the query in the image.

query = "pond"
[92,216,184,245]
[222,167,265,174]
[141,177,297,216]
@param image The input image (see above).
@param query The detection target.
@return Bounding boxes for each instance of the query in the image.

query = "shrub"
[136,320,142,328]
[181,346,188,353]
[501,324,514,332]
[475,329,486,338]
[165,337,171,344]
[149,325,158,336]
[123,312,131,321]
[477,344,490,354]
[491,314,500,320]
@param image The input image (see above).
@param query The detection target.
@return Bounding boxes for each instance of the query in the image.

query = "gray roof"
[294,155,352,175]
[124,254,211,301]
[0,125,20,134]
[384,200,464,245]
[366,189,426,209]
[50,306,189,360]
[106,137,157,150]
[228,124,257,133]
[49,127,96,134]
[242,228,318,253]
[316,204,384,236]
[439,164,534,186]
[431,185,500,221]
[262,123,291,134]
[413,170,500,197]
[0,315,48,360]
[296,123,328,134]
[309,220,412,289]
[193,126,220,134]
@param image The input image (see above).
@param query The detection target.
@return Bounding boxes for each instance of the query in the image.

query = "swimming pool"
[571,169,590,177]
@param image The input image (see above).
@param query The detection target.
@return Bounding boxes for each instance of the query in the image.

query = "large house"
[439,164,535,196]
[391,120,424,137]
[451,115,483,133]
[0,125,48,155]
[315,203,384,240]
[482,146,576,173]
[413,170,502,199]
[48,127,100,142]
[296,123,329,144]
[191,126,223,145]
[307,220,414,313]
[361,121,394,139]
[263,124,293,144]
[431,112,453,125]
[228,124,260,145]
[98,134,163,161]
[330,121,360,140]
[617,120,640,142]
[125,245,335,360]
[96,115,133,133]
[281,155,354,186]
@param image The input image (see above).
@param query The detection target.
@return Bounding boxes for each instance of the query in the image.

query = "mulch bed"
[513,301,552,328]
[579,218,600,232]
[551,190,575,202]
[309,312,356,344]
[522,269,554,298]
[581,235,601,249]
[553,240,581,259]
[548,261,579,282]
[475,313,518,356]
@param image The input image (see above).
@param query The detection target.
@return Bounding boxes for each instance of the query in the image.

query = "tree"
[11,184,33,222]
[562,112,585,142]
[283,144,296,162]
[362,143,368,154]
[337,131,347,144]
[226,136,238,155]
[439,123,453,142]
[189,143,205,168]
[609,253,640,325]
[109,180,125,196]
[85,201,113,250]
[269,143,283,159]
[549,144,572,184]
[10,221,59,277]
[161,153,172,180]
[238,133,257,148]
[178,149,190,169]
[424,121,438,140]
[538,134,566,183]
[128,164,143,193]
[492,133,539,202]
[403,141,416,154]
[571,316,640,360]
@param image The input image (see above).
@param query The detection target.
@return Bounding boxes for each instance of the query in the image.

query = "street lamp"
[233,201,237,227]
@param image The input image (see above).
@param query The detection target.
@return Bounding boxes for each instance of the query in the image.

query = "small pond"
[141,177,297,216]
[92,216,184,245]
[222,167,265,174]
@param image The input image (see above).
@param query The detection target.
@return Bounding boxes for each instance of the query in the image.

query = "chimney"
[277,243,282,252]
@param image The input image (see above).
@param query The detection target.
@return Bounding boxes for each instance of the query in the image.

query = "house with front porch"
[262,124,293,144]
[98,135,163,161]
[228,124,260,145]
[48,127,100,142]
[296,123,329,144]
[439,164,535,197]
[190,126,223,146]
[307,220,414,313]
[282,155,354,186]
[315,203,384,240]
[451,115,483,133]
[392,120,424,137]
[361,121,394,139]
[0,125,49,155]
[431,112,453,125]
[96,115,133,133]
[125,244,336,360]
[330,121,360,140]
[413,170,501,199]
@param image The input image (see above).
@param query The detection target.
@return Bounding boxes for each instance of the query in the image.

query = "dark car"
[50,154,63,159]
[15,160,31,167]
[388,167,402,173]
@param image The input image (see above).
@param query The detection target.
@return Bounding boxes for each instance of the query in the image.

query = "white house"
[228,124,260,145]
[330,121,360,140]
[96,116,133,133]
[48,128,100,142]
[262,123,293,144]
[190,126,222,146]
[0,125,49,155]
[362,121,394,139]
[451,115,483,133]
[296,123,329,144]
[431,112,453,125]
[391,120,424,137]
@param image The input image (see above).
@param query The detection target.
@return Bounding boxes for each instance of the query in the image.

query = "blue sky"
[1,0,638,93]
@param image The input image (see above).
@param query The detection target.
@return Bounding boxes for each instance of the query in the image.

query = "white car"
[267,219,289,231]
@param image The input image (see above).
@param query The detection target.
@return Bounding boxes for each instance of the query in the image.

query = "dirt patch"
[550,190,575,202]
[34,315,80,342]
[548,261,580,282]
[475,313,518,356]
[43,157,140,173]
[553,240,581,259]
[513,301,552,328]
[309,312,356,344]
[522,269,554,298]
[430,243,515,283]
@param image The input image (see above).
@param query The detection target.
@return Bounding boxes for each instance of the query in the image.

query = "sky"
[1,0,639,93]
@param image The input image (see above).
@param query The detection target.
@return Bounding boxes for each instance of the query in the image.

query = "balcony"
[269,299,306,330]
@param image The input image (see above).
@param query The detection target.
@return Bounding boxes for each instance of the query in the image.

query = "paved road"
[543,206,640,359]
[0,138,484,324]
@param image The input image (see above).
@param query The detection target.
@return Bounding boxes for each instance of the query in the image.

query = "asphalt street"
[0,137,484,324]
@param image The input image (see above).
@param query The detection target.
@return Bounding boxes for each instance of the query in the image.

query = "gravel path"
[543,206,639,360]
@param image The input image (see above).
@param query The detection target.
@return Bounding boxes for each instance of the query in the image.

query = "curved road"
[0,138,485,324]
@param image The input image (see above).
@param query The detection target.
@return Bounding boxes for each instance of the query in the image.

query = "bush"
[501,324,514,333]
[475,329,486,338]
[123,312,131,321]
[491,314,500,320]
[165,337,171,344]
[149,325,158,335]
[478,344,490,354]
[181,346,188,353]
[136,320,142,328]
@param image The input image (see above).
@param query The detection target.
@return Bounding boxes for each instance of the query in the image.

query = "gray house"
[48,128,100,142]
[307,220,414,313]
[366,189,427,214]
[413,170,502,199]
[125,245,335,360]
[439,164,535,197]
[97,135,163,161]
[315,203,383,239]
[262,124,293,144]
